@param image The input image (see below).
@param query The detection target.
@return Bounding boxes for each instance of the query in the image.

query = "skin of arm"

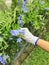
[37,39,49,52]
[21,28,49,52]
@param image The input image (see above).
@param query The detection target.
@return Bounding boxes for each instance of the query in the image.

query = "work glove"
[21,28,39,45]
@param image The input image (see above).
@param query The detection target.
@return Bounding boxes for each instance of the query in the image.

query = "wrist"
[31,35,39,45]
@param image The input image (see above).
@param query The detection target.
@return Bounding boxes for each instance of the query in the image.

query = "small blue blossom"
[18,14,23,20]
[20,23,24,27]
[22,7,27,13]
[10,30,19,36]
[18,29,25,35]
[10,29,25,36]
[0,56,3,62]
[3,55,9,62]
[17,38,22,43]
[22,3,27,13]
[19,20,24,27]
[19,19,23,24]
[18,14,24,19]
[22,0,27,13]
[22,3,26,8]
[0,55,9,65]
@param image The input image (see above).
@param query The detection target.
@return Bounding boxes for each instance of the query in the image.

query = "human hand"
[21,28,39,45]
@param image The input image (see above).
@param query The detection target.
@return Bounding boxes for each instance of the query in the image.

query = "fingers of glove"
[20,28,32,40]
[20,28,29,39]
[21,28,28,32]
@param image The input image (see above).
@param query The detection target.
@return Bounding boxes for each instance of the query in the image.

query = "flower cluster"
[10,0,27,42]
[10,29,25,36]
[0,55,9,65]
[17,38,22,43]
[22,0,27,13]
[10,29,25,42]
[18,14,24,27]
[18,0,28,27]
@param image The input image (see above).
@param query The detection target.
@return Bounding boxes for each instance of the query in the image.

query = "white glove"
[21,28,39,45]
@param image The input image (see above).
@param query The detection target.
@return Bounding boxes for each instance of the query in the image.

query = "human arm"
[37,39,49,52]
[21,28,49,52]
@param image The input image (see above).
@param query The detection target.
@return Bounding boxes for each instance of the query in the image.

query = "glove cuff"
[32,36,39,46]
[34,37,39,46]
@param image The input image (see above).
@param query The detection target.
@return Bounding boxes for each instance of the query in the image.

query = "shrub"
[0,0,49,64]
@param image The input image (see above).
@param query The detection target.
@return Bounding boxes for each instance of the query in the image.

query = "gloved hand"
[21,28,39,45]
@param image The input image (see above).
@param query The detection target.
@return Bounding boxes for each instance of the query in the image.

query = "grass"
[23,46,49,65]
[23,31,49,65]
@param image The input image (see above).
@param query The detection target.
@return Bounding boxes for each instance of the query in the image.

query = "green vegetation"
[0,0,49,65]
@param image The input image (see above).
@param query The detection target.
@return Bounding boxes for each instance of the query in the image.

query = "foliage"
[0,0,49,65]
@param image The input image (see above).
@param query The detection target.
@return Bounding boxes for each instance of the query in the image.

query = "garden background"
[0,0,49,65]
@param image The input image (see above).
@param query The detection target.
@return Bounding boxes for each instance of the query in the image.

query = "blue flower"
[18,29,25,35]
[17,38,22,43]
[19,20,24,27]
[22,3,26,8]
[18,14,24,27]
[18,14,24,19]
[10,30,19,36]
[18,15,22,20]
[22,2,27,13]
[19,19,23,24]
[22,7,27,13]
[0,56,3,62]
[3,55,9,62]
[10,29,25,36]
[0,55,9,65]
